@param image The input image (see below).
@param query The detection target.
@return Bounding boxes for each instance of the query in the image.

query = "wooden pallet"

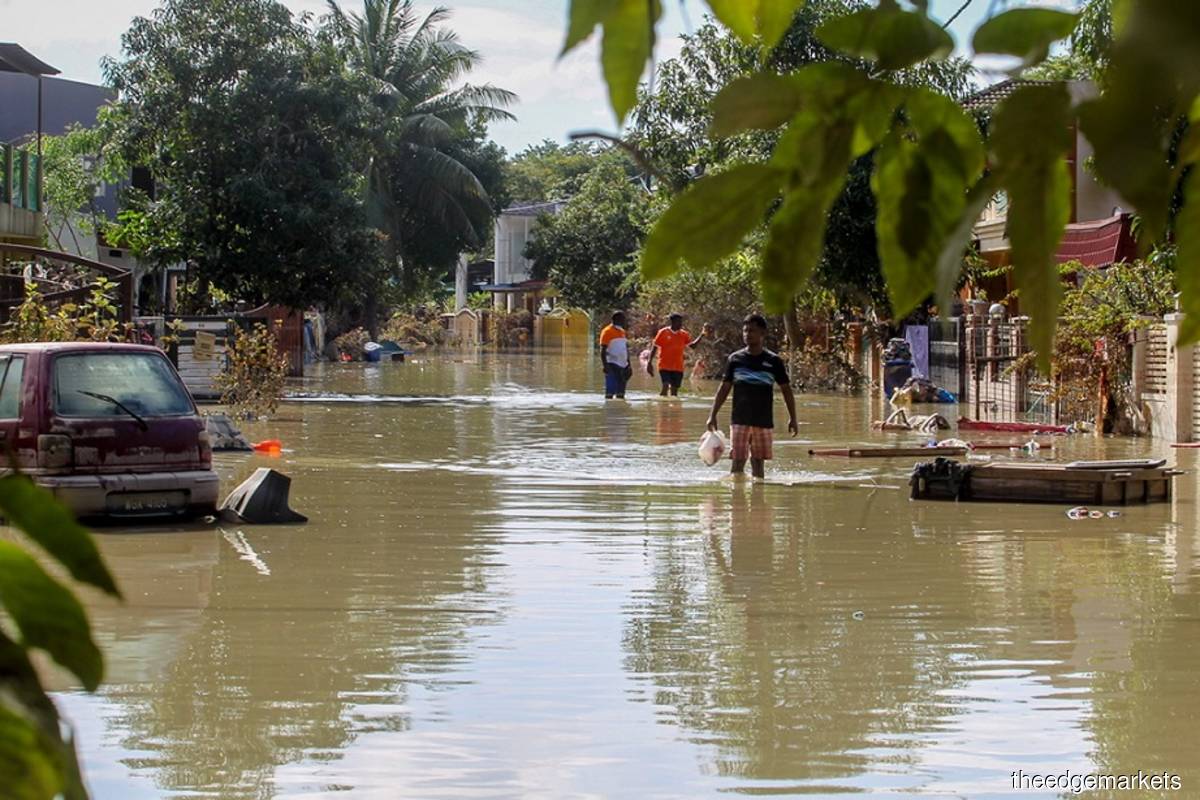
[912,460,1180,505]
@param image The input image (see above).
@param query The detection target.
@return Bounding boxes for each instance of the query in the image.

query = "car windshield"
[54,353,194,418]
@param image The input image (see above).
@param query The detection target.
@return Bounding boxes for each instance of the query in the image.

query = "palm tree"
[325,0,516,323]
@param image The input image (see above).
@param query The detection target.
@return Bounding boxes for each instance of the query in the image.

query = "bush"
[333,327,369,360]
[214,322,290,419]
[493,309,533,348]
[1,277,124,344]
[380,310,446,347]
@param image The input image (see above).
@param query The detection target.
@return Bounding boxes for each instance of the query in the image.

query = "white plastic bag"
[698,430,727,466]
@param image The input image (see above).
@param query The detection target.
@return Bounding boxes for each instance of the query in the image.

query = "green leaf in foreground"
[0,542,104,692]
[1175,172,1200,346]
[641,164,784,279]
[562,0,620,54]
[0,475,119,597]
[0,631,87,800]
[706,0,808,48]
[972,8,1079,68]
[601,0,662,123]
[874,90,985,318]
[710,74,803,138]
[991,83,1074,373]
[817,2,953,71]
[0,706,64,800]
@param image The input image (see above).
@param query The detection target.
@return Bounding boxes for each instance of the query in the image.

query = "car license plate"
[106,491,188,515]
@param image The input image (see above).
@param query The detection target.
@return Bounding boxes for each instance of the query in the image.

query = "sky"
[3,0,1075,155]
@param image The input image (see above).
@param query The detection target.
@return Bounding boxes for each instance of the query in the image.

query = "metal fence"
[928,318,966,403]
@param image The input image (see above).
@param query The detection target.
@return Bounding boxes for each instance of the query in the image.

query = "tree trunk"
[783,299,804,353]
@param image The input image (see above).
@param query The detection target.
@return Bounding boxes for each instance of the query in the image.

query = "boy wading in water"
[646,313,712,396]
[706,314,798,479]
[599,310,632,399]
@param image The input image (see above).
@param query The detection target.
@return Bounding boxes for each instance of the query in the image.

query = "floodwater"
[46,352,1200,798]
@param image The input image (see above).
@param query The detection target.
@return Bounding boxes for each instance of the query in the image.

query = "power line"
[943,0,977,29]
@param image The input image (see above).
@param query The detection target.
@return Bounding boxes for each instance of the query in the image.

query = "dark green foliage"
[524,159,648,313]
[103,0,378,309]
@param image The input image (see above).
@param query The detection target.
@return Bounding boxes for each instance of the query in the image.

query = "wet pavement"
[45,352,1200,798]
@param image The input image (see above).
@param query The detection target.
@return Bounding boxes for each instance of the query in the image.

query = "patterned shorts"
[730,424,773,460]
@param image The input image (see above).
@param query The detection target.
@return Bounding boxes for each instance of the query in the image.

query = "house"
[0,54,165,313]
[485,200,566,313]
[965,79,1136,310]
[0,44,58,251]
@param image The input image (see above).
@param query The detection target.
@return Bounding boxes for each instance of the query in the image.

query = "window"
[54,353,193,417]
[0,356,25,418]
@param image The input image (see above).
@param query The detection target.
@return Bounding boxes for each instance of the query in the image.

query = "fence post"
[1165,313,1193,443]
[1010,317,1029,413]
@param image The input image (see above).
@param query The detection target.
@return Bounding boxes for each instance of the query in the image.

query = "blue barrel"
[883,360,913,398]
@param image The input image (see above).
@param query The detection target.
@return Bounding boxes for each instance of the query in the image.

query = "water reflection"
[41,354,1200,797]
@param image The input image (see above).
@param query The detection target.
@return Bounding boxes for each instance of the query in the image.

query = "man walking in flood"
[646,313,712,397]
[705,314,798,479]
[599,310,632,399]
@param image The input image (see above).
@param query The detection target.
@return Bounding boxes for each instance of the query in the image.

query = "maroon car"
[0,342,219,519]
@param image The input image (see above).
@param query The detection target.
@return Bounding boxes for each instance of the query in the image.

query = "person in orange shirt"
[646,313,711,396]
[598,310,632,399]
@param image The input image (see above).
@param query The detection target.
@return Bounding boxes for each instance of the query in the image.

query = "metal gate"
[928,318,966,402]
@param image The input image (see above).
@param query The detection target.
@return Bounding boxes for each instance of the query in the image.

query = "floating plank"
[809,446,968,458]
[957,418,1071,434]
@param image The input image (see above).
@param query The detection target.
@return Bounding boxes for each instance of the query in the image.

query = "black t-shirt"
[723,348,790,428]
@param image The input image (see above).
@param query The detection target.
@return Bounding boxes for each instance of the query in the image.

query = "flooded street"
[54,352,1200,798]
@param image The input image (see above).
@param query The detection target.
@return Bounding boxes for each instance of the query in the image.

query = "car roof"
[0,342,167,355]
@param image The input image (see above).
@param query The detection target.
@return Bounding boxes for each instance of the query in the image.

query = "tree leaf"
[817,3,953,71]
[935,176,998,308]
[641,164,784,279]
[562,0,620,54]
[601,0,662,123]
[0,707,63,800]
[0,631,87,800]
[706,0,807,48]
[1176,172,1200,346]
[761,186,837,312]
[874,90,986,318]
[710,74,803,138]
[0,475,119,597]
[0,542,103,692]
[972,8,1079,68]
[991,83,1074,373]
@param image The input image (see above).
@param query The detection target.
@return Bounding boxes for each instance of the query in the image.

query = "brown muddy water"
[45,352,1200,798]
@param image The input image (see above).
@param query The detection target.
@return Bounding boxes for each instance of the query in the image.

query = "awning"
[1055,213,1137,268]
[0,44,59,76]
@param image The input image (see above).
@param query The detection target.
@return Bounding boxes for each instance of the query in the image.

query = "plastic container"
[698,430,727,466]
[883,360,914,399]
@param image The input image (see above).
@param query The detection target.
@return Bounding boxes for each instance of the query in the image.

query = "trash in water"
[852,611,865,620]
[1067,506,1120,520]
[253,439,283,455]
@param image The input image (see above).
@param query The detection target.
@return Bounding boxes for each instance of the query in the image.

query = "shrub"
[333,327,369,360]
[1,277,123,344]
[493,309,533,348]
[214,322,290,419]
[380,311,446,347]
